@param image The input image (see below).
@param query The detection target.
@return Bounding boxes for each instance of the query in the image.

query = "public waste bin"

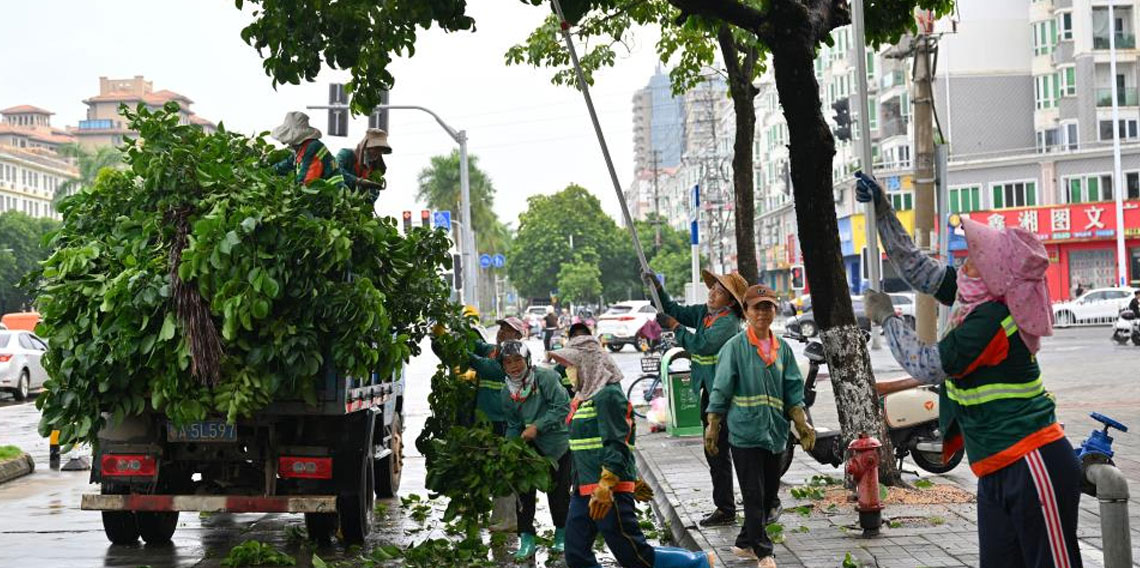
[661,347,703,437]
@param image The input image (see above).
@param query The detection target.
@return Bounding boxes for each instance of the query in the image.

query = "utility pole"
[852,0,881,349]
[652,149,662,250]
[913,32,938,343]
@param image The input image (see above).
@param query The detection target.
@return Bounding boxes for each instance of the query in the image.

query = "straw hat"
[359,128,393,154]
[271,111,322,146]
[701,269,749,310]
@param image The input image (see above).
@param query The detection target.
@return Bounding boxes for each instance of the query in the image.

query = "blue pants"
[977,438,1083,568]
[565,492,656,568]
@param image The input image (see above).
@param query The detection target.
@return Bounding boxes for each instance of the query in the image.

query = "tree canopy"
[416,150,511,254]
[0,212,58,314]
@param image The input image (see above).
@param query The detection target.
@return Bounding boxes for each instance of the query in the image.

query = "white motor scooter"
[1111,309,1140,346]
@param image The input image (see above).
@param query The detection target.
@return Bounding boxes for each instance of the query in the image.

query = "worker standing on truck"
[642,269,748,527]
[270,111,344,187]
[336,128,390,201]
[498,340,572,560]
[549,332,714,568]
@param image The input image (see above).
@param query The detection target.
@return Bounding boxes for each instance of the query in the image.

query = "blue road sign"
[492,253,506,268]
[479,253,493,269]
[432,210,452,231]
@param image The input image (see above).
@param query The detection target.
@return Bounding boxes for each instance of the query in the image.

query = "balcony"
[880,70,905,90]
[77,119,115,130]
[1094,33,1136,50]
[1096,87,1139,106]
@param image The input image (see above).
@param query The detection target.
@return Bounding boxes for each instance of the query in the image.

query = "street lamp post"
[305,103,478,307]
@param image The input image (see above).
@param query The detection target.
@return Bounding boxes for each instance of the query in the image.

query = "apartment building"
[71,76,216,149]
[0,106,78,220]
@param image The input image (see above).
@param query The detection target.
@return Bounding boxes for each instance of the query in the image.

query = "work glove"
[704,413,722,457]
[655,313,679,330]
[641,270,661,289]
[855,171,892,216]
[431,323,447,337]
[788,406,816,451]
[862,289,896,327]
[588,468,620,520]
[633,478,654,502]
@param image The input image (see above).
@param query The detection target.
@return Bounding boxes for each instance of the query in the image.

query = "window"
[949,186,982,213]
[1098,119,1139,141]
[1066,174,1115,203]
[991,181,1037,208]
[900,91,911,121]
[1127,172,1140,199]
[866,99,878,130]
[1058,12,1073,41]
[866,52,876,83]
[1037,128,1060,153]
[1033,20,1057,55]
[1063,121,1079,150]
[1035,74,1059,109]
[18,334,34,350]
[1059,66,1076,96]
[890,192,914,211]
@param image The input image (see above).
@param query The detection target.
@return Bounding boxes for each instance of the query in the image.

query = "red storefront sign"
[959,200,1140,243]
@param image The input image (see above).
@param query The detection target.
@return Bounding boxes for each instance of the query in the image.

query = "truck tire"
[100,485,138,545]
[337,412,376,544]
[305,512,337,542]
[374,413,403,498]
[137,512,179,544]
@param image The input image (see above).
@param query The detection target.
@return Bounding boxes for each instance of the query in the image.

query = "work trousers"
[977,437,1083,568]
[543,329,556,351]
[517,449,572,534]
[565,492,656,568]
[730,445,783,559]
[699,387,735,514]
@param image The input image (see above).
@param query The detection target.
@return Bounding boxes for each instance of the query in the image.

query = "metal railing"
[1096,88,1140,107]
[1094,33,1137,49]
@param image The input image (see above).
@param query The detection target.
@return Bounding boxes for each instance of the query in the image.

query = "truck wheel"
[374,413,403,498]
[606,343,623,353]
[305,513,337,542]
[137,512,179,544]
[337,413,375,544]
[100,485,138,545]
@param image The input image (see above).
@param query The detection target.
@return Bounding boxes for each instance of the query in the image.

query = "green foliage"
[842,552,861,568]
[0,445,24,461]
[766,521,786,544]
[221,541,295,567]
[55,143,122,207]
[0,212,58,314]
[913,478,934,489]
[557,261,602,305]
[33,103,458,447]
[415,150,511,254]
[790,485,826,500]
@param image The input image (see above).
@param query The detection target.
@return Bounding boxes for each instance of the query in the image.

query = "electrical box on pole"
[327,84,349,137]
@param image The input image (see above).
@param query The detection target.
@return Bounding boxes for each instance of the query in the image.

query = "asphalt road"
[0,325,1136,567]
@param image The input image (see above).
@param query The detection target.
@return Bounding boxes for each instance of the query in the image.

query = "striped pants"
[978,438,1083,568]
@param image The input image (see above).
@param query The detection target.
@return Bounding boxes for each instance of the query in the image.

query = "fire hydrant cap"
[848,433,882,450]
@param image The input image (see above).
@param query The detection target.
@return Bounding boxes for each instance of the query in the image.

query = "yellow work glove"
[588,468,620,520]
[704,414,722,457]
[431,323,447,337]
[789,406,816,451]
[633,478,654,502]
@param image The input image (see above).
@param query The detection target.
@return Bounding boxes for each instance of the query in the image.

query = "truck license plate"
[167,421,236,443]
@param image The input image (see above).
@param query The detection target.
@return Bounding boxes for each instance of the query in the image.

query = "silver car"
[0,330,48,400]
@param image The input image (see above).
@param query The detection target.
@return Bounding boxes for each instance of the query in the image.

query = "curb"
[633,444,715,554]
[0,452,35,485]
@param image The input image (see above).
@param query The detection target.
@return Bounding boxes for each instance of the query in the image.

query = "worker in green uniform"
[548,322,593,396]
[549,333,712,568]
[335,128,389,201]
[643,269,747,527]
[705,284,816,568]
[498,341,572,560]
[857,171,1081,568]
[270,111,344,186]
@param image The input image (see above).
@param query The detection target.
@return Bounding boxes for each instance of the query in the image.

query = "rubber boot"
[513,532,537,561]
[488,495,517,532]
[653,546,713,568]
[551,528,566,553]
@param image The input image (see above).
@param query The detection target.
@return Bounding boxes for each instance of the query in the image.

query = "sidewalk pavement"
[634,429,1115,568]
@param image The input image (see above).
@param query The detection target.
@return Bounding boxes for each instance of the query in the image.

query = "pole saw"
[549,0,664,312]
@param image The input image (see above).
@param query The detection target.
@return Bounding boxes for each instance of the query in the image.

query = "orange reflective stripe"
[577,481,635,496]
[954,328,1010,378]
[969,423,1065,477]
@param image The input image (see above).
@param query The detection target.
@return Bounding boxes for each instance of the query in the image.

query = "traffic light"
[402,210,412,233]
[421,210,431,228]
[328,83,349,137]
[368,90,390,132]
[452,254,463,290]
[791,265,805,290]
[831,98,851,142]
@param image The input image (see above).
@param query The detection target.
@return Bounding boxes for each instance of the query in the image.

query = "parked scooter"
[1111,309,1140,346]
[779,329,964,475]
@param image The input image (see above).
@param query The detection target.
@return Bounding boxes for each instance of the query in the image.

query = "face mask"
[567,367,579,390]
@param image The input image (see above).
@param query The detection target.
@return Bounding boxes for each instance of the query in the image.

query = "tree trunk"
[767,0,903,485]
[717,27,760,285]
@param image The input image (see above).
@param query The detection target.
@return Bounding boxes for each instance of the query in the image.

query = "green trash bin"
[662,347,703,437]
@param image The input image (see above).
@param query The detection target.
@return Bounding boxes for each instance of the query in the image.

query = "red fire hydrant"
[846,433,884,535]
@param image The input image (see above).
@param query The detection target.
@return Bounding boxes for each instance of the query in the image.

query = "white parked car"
[0,330,49,401]
[1053,287,1137,327]
[596,301,656,352]
[889,292,917,328]
[523,305,549,336]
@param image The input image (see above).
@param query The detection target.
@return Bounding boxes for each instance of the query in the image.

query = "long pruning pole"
[549,0,663,311]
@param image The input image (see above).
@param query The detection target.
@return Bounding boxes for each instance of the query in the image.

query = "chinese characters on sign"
[1018,210,1039,233]
[1051,208,1070,232]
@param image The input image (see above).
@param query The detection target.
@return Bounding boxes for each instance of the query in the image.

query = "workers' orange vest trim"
[969,422,1065,477]
[577,481,636,496]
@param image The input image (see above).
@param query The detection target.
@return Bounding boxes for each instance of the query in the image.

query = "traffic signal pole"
[852,0,881,349]
[913,34,938,343]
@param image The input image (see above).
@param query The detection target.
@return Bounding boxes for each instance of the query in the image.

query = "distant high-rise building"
[71,76,216,149]
[631,69,684,173]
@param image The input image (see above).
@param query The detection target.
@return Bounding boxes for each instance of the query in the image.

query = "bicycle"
[626,332,676,419]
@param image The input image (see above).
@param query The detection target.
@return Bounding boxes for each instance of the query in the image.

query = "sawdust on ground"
[813,483,975,511]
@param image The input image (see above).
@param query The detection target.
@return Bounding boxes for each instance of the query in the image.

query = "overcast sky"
[0,1,664,232]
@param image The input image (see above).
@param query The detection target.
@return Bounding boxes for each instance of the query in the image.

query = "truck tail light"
[101,454,157,477]
[0,354,11,362]
[278,457,333,480]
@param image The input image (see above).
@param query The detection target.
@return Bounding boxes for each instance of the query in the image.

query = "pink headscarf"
[961,218,1054,353]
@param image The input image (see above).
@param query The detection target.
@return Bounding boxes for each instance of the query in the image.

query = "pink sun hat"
[962,218,1053,351]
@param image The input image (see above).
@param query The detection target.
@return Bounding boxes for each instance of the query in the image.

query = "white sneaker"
[731,546,758,560]
[758,556,778,568]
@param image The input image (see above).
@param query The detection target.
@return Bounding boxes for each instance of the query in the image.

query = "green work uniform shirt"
[659,286,742,397]
[567,384,639,495]
[272,139,343,186]
[501,366,571,460]
[467,339,507,424]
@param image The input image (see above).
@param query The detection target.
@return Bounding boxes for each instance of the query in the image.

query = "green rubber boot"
[551,528,566,553]
[513,532,537,561]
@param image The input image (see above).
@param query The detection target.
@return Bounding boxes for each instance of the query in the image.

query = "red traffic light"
[402,211,412,220]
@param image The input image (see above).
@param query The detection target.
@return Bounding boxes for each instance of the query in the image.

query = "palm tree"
[416,149,511,252]
[55,143,123,207]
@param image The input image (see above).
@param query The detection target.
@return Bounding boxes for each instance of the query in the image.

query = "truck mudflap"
[81,494,337,514]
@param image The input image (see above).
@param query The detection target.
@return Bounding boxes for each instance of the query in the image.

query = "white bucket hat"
[271,111,322,146]
[359,128,392,155]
